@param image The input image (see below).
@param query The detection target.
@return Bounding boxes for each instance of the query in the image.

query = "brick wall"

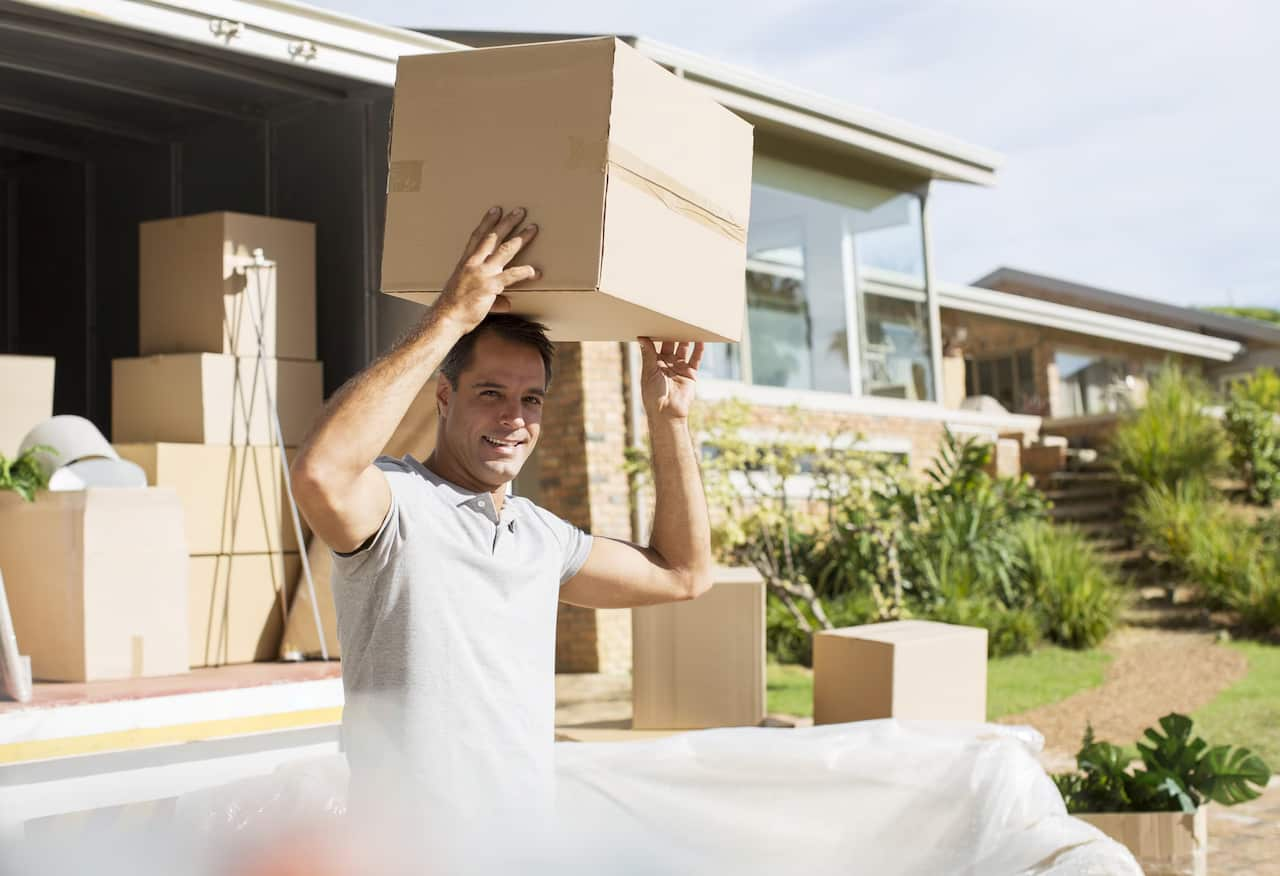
[536,342,634,674]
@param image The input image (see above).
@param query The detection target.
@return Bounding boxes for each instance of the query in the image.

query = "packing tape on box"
[605,144,747,245]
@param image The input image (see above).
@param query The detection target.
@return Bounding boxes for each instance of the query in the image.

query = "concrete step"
[1042,484,1126,503]
[1049,500,1126,522]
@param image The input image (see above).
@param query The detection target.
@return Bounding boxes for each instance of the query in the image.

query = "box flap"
[607,39,754,233]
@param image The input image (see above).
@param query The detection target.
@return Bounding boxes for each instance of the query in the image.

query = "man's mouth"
[482,435,524,448]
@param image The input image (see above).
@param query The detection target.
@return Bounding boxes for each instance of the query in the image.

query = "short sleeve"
[525,504,594,585]
[329,458,414,579]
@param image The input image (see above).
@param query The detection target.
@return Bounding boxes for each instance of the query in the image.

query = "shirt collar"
[403,455,519,526]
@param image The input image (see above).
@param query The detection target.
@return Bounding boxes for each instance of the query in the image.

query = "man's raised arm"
[559,340,714,608]
[291,207,538,553]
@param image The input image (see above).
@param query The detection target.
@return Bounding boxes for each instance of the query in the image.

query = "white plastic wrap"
[9,721,1140,875]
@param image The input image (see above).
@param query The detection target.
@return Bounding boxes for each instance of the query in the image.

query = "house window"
[701,172,934,402]
[967,348,1037,412]
[1054,352,1140,417]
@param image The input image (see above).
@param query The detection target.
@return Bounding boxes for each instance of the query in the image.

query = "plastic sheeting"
[159,720,1140,875]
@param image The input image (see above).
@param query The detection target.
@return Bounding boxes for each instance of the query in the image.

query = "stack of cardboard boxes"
[113,212,324,669]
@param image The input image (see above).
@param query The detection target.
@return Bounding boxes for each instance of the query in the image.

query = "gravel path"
[997,626,1249,757]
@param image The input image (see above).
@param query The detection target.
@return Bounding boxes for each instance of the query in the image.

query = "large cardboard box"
[113,354,322,446]
[189,553,299,668]
[114,443,303,554]
[0,355,55,457]
[813,620,987,724]
[1078,809,1207,876]
[381,37,753,342]
[139,212,316,360]
[632,566,765,729]
[0,488,188,682]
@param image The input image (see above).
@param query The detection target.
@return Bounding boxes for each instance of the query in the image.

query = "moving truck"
[0,0,456,430]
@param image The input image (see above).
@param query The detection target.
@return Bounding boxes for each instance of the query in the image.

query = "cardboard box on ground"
[0,489,188,682]
[0,355,55,457]
[813,620,988,724]
[632,567,766,729]
[381,37,753,342]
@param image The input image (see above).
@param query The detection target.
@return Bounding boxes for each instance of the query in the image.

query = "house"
[941,267,1280,445]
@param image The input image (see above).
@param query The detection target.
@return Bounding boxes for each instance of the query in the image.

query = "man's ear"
[436,374,452,420]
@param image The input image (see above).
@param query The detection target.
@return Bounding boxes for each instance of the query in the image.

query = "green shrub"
[1109,363,1225,491]
[926,596,1041,657]
[1224,388,1280,505]
[1018,522,1123,649]
[1230,367,1280,411]
[765,591,878,667]
[1133,485,1280,631]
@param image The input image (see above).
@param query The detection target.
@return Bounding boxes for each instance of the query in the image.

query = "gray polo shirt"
[330,455,592,821]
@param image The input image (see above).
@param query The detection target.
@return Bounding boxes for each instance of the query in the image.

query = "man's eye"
[481,390,500,397]
[525,397,543,406]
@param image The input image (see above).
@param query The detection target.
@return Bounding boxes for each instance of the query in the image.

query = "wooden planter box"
[1078,808,1207,876]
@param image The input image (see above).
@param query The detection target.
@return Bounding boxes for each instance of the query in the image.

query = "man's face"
[436,331,546,491]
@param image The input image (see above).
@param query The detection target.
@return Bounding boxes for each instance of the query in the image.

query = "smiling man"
[291,206,713,826]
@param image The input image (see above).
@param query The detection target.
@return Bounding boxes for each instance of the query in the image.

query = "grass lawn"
[1192,640,1280,768]
[767,646,1112,720]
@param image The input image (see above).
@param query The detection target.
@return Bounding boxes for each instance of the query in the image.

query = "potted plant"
[0,445,53,502]
[1054,713,1272,876]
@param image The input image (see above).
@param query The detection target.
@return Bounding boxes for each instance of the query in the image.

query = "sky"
[310,0,1279,309]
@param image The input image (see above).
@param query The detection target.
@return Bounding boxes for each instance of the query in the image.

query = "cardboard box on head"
[381,37,754,342]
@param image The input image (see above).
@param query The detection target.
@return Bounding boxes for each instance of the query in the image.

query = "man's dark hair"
[439,313,555,391]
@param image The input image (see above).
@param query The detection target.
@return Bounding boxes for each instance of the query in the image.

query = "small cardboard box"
[1078,809,1206,876]
[0,488,188,682]
[632,566,766,729]
[381,37,753,342]
[114,443,303,554]
[813,620,987,724]
[0,355,55,456]
[189,553,299,668]
[112,354,323,446]
[139,212,316,360]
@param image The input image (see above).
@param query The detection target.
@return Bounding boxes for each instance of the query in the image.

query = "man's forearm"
[647,417,713,591]
[295,305,465,480]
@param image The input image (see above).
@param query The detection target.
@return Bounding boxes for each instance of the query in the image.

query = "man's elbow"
[674,567,714,601]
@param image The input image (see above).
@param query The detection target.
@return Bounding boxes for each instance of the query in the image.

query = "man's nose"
[499,400,525,427]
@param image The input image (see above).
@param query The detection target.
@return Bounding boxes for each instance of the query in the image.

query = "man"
[291,206,713,825]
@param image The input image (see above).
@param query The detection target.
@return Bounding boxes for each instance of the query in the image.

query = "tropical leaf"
[1193,745,1272,806]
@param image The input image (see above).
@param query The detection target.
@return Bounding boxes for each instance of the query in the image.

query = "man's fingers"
[492,207,527,244]
[688,342,704,371]
[497,264,539,287]
[468,231,499,266]
[673,342,690,362]
[489,225,538,267]
[637,337,658,368]
[464,206,502,259]
[659,341,676,359]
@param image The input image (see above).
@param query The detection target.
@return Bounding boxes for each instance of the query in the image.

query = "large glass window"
[701,172,934,402]
[1054,352,1141,417]
[853,195,934,401]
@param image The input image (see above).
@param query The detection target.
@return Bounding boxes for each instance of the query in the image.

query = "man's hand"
[436,206,540,332]
[638,339,704,421]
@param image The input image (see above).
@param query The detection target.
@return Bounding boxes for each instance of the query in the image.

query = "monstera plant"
[0,445,53,502]
[1054,712,1272,814]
